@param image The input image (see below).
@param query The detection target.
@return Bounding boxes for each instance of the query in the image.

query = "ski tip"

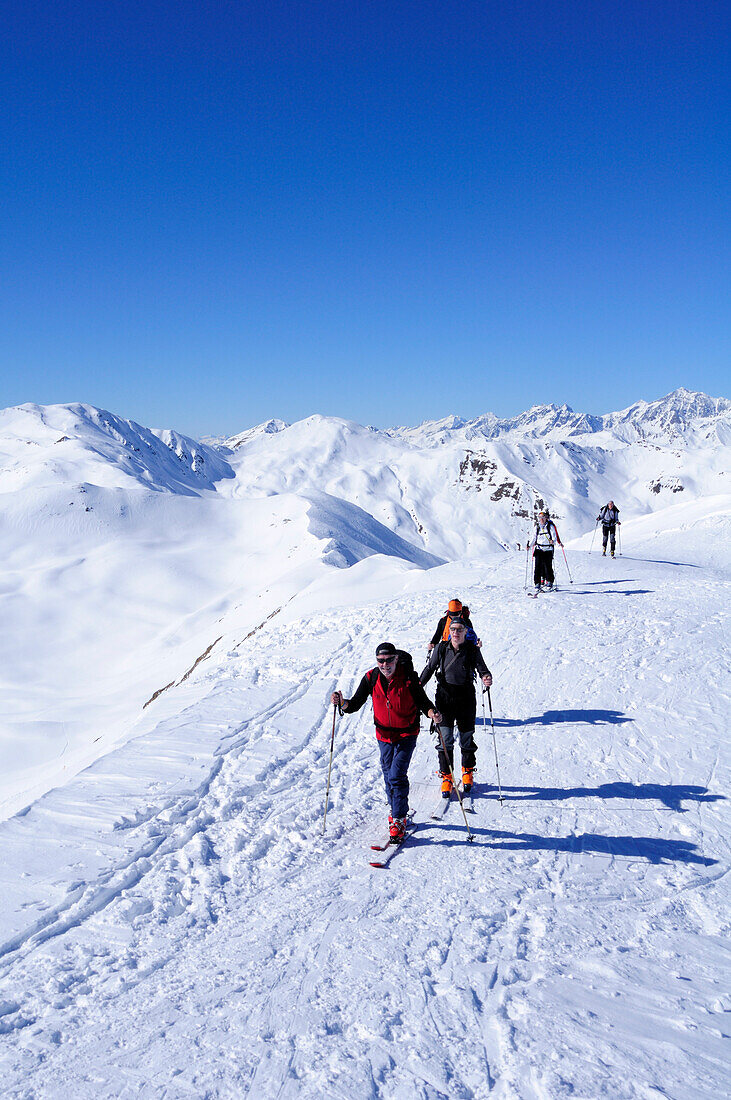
[369,861,386,868]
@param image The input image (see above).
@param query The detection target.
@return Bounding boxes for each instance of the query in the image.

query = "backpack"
[441,606,474,642]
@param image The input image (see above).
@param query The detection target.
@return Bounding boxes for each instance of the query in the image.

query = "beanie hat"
[448,598,462,613]
[375,642,397,658]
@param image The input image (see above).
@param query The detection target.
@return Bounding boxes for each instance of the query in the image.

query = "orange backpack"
[441,606,470,641]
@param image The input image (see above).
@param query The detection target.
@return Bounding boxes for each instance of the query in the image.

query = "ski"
[430,793,453,819]
[370,830,391,852]
[527,585,559,596]
[369,819,417,868]
[455,782,475,813]
[370,809,415,851]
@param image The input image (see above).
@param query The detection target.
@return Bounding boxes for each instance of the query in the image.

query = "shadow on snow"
[572,588,653,596]
[484,782,724,813]
[574,578,636,585]
[620,556,700,568]
[479,708,630,728]
[410,824,718,865]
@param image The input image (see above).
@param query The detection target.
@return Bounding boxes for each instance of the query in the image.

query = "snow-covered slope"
[0,404,442,818]
[0,390,728,821]
[0,402,235,494]
[0,523,728,1098]
[0,389,729,1096]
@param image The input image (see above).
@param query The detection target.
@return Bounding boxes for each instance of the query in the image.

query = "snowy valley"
[0,390,729,1098]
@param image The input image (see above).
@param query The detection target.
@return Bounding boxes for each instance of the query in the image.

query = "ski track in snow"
[0,554,729,1099]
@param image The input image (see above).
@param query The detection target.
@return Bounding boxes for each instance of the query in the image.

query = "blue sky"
[2,1,728,436]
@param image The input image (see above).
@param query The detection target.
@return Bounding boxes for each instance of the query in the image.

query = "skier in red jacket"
[331,642,441,841]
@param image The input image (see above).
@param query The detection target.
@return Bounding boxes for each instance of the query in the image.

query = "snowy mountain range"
[214,387,731,559]
[0,385,728,816]
[0,388,729,1097]
[2,388,729,580]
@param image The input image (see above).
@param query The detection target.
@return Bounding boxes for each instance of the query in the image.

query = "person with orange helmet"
[420,617,492,798]
[427,598,480,651]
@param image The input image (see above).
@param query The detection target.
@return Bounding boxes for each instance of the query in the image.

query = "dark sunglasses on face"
[377,656,396,665]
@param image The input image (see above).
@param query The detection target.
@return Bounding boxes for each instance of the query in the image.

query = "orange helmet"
[448,598,462,613]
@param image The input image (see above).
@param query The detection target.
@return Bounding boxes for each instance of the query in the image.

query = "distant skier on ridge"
[597,500,620,556]
[331,643,441,842]
[529,510,563,592]
[420,618,492,799]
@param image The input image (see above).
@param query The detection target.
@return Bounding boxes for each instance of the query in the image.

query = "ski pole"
[432,721,474,842]
[617,526,622,556]
[523,543,531,589]
[485,687,504,805]
[589,519,599,553]
[560,544,573,583]
[322,703,339,833]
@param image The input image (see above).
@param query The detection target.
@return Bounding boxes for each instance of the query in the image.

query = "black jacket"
[420,640,489,690]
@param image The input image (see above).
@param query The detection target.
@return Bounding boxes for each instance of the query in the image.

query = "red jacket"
[347,662,434,742]
[371,666,421,741]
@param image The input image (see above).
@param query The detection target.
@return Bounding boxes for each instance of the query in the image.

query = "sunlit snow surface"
[0,397,729,1098]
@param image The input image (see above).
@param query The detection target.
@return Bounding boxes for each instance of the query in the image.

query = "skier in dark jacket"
[420,619,492,797]
[597,501,620,556]
[428,597,481,649]
[331,643,440,841]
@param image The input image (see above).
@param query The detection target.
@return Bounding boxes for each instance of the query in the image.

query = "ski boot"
[462,766,474,795]
[440,772,453,799]
[602,549,606,556]
[389,817,406,843]
[610,550,615,558]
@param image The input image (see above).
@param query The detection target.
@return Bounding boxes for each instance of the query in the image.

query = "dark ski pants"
[435,686,477,773]
[533,547,555,586]
[377,734,417,819]
[602,524,616,552]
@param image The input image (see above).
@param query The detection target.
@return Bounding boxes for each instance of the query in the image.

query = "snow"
[0,392,729,1097]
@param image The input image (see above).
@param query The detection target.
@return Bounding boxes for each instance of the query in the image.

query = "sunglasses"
[376,656,397,665]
